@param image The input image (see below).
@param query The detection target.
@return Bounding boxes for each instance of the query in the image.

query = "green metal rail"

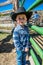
[26,0,43,11]
[30,49,40,65]
[30,37,43,59]
[29,25,43,35]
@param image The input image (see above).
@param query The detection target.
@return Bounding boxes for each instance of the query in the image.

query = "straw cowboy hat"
[11,7,32,21]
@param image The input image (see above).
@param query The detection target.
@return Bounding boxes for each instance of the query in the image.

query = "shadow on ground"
[0,34,12,44]
[0,34,15,53]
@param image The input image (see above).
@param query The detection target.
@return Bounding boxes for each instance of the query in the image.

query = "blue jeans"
[16,50,27,65]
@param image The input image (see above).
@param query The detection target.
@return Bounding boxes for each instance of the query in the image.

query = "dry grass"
[0,33,9,40]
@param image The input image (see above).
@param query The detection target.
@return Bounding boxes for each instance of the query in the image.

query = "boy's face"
[16,14,27,26]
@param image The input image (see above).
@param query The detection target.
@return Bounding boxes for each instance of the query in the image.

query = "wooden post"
[12,0,19,11]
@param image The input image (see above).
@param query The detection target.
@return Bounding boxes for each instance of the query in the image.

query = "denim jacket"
[13,24,30,51]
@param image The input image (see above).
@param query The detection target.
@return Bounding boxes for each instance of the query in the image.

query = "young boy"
[11,7,32,65]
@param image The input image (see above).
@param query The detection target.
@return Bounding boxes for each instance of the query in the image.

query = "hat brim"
[11,11,32,21]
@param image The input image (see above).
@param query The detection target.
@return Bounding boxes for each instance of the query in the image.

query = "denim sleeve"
[13,31,23,50]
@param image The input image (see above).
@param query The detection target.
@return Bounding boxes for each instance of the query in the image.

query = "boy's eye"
[18,17,25,20]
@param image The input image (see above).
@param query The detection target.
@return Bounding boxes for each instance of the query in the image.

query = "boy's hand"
[25,48,29,52]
